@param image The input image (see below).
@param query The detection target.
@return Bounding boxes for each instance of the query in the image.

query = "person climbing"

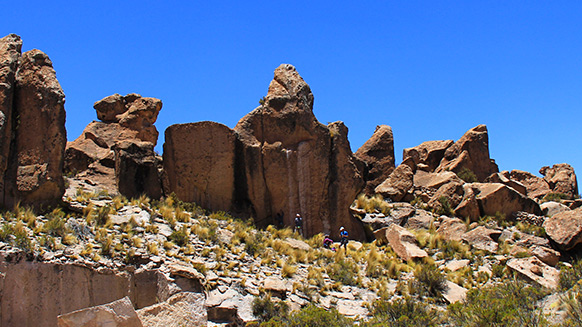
[339,226,349,251]
[294,213,303,236]
[323,234,335,251]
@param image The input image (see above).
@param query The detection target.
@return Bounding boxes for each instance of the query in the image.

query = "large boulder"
[540,163,579,200]
[507,257,559,290]
[402,140,453,172]
[485,171,527,195]
[436,125,498,182]
[2,48,67,209]
[376,224,428,261]
[413,170,463,190]
[137,292,207,327]
[462,183,542,218]
[543,208,582,251]
[114,140,162,200]
[57,297,142,327]
[509,170,551,200]
[375,163,414,202]
[354,125,395,194]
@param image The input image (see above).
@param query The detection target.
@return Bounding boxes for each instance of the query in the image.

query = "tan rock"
[540,201,570,217]
[137,292,206,327]
[466,183,542,218]
[375,163,414,202]
[540,163,579,199]
[383,224,428,261]
[57,297,141,327]
[414,170,463,190]
[427,180,464,213]
[404,209,435,230]
[530,246,560,267]
[462,226,501,252]
[355,125,395,194]
[436,125,499,182]
[403,140,454,172]
[443,281,467,304]
[283,237,311,251]
[436,217,467,241]
[454,184,481,221]
[543,208,582,251]
[485,171,527,195]
[507,257,559,289]
[444,259,471,272]
[510,170,551,200]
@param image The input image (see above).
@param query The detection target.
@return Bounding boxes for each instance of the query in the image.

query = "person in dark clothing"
[294,213,303,236]
[339,226,348,251]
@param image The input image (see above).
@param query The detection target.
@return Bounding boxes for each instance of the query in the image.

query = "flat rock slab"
[543,208,582,251]
[57,296,142,327]
[462,226,501,253]
[384,224,427,261]
[444,259,470,272]
[137,292,206,327]
[436,217,467,241]
[443,281,467,304]
[507,257,559,290]
[284,238,311,251]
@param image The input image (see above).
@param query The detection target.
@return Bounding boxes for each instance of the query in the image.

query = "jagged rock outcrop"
[0,36,67,209]
[485,171,527,195]
[65,93,162,197]
[540,163,579,199]
[355,125,395,194]
[459,183,542,219]
[509,170,551,200]
[436,125,498,181]
[402,140,453,172]
[164,64,365,239]
[543,207,582,251]
[114,140,162,200]
[375,163,414,202]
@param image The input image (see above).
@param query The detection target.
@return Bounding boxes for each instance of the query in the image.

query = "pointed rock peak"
[0,33,22,54]
[469,124,488,133]
[266,64,313,111]
[21,49,54,68]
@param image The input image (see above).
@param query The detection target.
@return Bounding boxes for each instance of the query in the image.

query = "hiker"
[323,234,335,251]
[294,213,303,236]
[339,226,348,251]
[275,212,284,228]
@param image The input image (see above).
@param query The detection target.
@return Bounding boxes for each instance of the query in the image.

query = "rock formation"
[355,125,395,194]
[65,93,162,198]
[402,140,453,172]
[163,64,365,239]
[0,34,67,210]
[543,207,582,251]
[509,169,551,200]
[114,140,162,200]
[540,163,579,200]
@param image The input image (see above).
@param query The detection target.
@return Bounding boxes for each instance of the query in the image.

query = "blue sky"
[4,1,581,177]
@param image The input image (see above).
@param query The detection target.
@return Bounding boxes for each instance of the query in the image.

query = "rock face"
[436,125,498,182]
[402,140,453,172]
[461,183,542,218]
[374,163,414,202]
[65,93,162,197]
[0,35,67,209]
[137,292,207,327]
[509,170,551,200]
[57,297,142,327]
[114,140,162,200]
[164,64,365,239]
[355,125,395,194]
[540,164,579,199]
[543,208,582,251]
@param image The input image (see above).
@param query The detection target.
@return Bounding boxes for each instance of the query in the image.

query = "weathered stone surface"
[403,140,454,172]
[375,163,414,202]
[465,183,542,218]
[530,245,561,267]
[427,180,464,212]
[444,259,470,272]
[57,296,142,327]
[510,170,551,200]
[283,237,311,251]
[541,201,570,217]
[114,140,161,200]
[436,217,468,241]
[436,125,498,182]
[443,281,467,304]
[540,163,579,199]
[507,256,559,289]
[462,226,501,252]
[355,125,395,194]
[414,170,463,190]
[137,292,206,327]
[382,224,427,261]
[163,121,236,212]
[543,208,582,251]
[2,49,67,209]
[0,34,21,193]
[454,184,480,221]
[485,171,527,195]
[404,209,435,230]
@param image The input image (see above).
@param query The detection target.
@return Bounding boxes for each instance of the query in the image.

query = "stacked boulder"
[163,64,366,239]
[0,34,67,210]
[65,93,163,199]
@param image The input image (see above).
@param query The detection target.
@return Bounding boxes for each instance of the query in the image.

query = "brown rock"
[137,292,207,327]
[485,171,527,195]
[383,224,428,261]
[543,208,582,251]
[2,49,67,209]
[436,125,499,182]
[375,163,414,202]
[462,226,501,252]
[403,140,454,172]
[540,163,579,199]
[413,170,463,190]
[507,257,559,289]
[466,183,542,218]
[57,297,142,327]
[427,180,464,213]
[509,170,551,200]
[540,201,570,217]
[436,217,467,241]
[530,246,561,267]
[163,122,236,212]
[454,184,481,221]
[355,125,395,194]
[114,140,161,200]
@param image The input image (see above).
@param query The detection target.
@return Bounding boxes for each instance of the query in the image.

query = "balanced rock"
[2,47,67,209]
[509,170,551,200]
[436,125,499,182]
[375,163,414,202]
[355,125,395,194]
[543,208,582,251]
[540,163,579,200]
[402,140,453,172]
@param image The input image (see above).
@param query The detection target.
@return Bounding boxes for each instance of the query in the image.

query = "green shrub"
[327,255,360,286]
[13,221,32,252]
[457,167,478,183]
[363,296,442,327]
[448,278,549,326]
[96,205,111,226]
[409,264,447,299]
[559,258,582,291]
[542,192,568,203]
[0,223,14,242]
[252,294,289,323]
[169,225,189,247]
[562,287,582,326]
[43,216,67,238]
[260,304,353,327]
[435,196,454,217]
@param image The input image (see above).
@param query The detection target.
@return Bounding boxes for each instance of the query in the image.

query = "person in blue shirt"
[339,226,348,251]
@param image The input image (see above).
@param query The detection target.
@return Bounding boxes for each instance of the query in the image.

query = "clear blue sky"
[4,1,581,177]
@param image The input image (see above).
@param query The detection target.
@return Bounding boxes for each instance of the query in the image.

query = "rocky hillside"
[0,33,581,326]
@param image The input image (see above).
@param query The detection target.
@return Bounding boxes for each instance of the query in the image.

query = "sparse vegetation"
[457,167,478,183]
[542,192,568,203]
[353,194,391,215]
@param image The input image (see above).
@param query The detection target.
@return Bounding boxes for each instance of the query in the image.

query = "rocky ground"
[0,177,580,326]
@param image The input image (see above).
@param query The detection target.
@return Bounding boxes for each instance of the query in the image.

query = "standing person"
[339,226,349,251]
[276,212,284,228]
[294,213,303,236]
